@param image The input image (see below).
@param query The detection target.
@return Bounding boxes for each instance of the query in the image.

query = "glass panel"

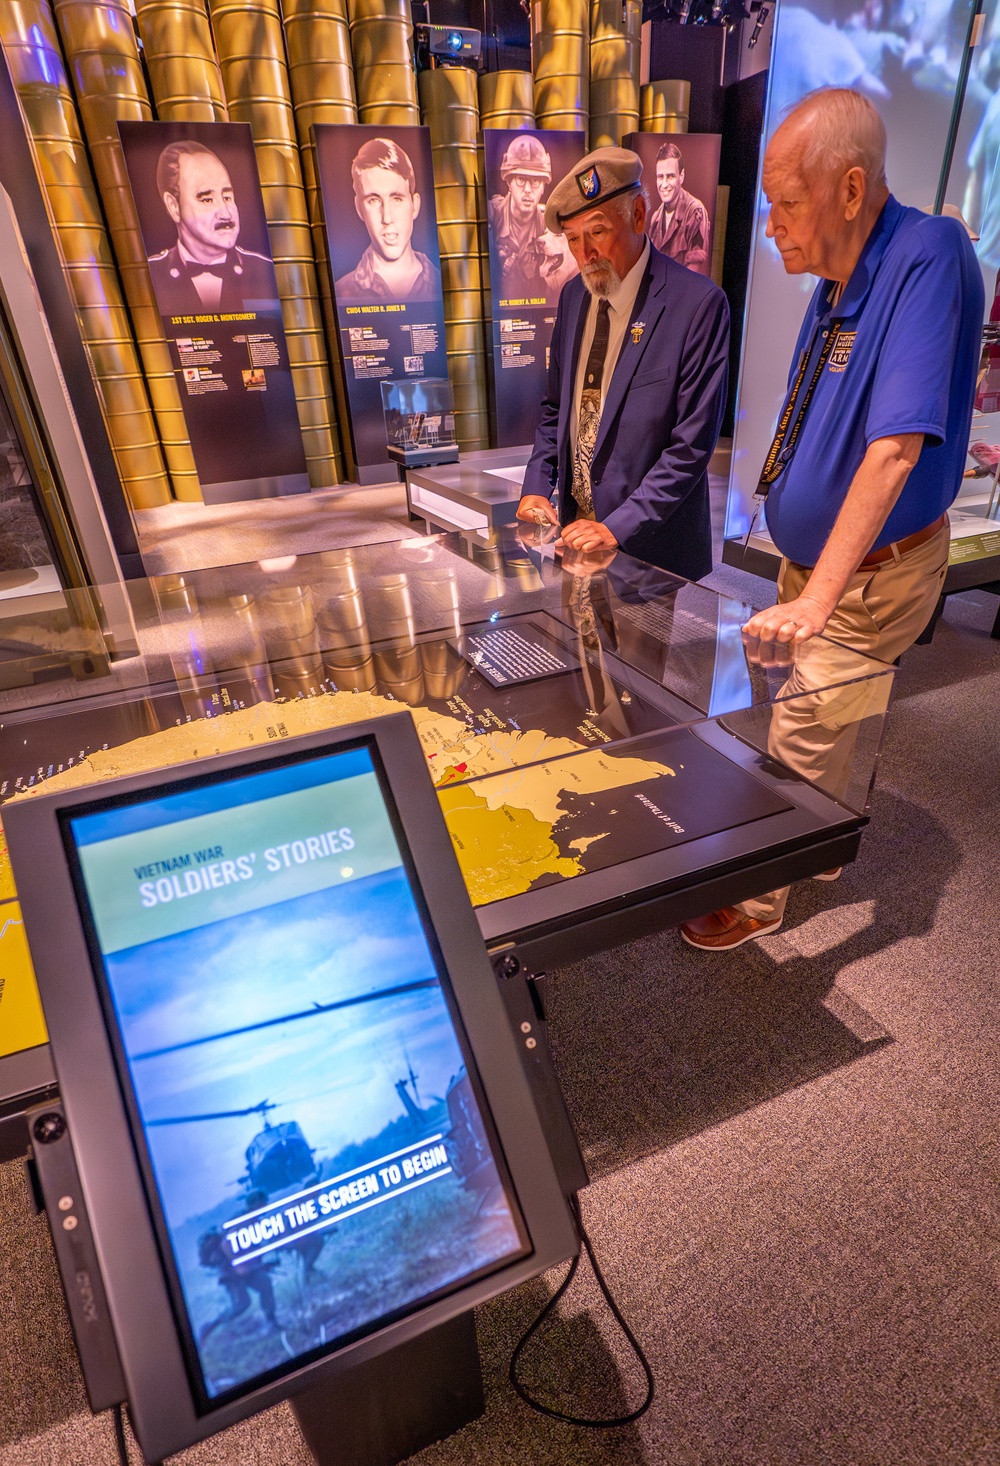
[0,532,894,851]
[940,1,1000,549]
[0,359,59,603]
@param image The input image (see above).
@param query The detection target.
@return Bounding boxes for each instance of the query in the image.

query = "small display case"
[381,377,459,469]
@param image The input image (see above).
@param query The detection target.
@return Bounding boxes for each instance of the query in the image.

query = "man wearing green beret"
[517,145,730,582]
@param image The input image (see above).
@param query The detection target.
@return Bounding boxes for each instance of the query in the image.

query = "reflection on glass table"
[0,529,895,928]
[0,354,58,602]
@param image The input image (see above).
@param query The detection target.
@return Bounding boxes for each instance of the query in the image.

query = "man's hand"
[517,494,559,526]
[514,520,559,553]
[744,432,924,647]
[742,591,833,645]
[557,518,619,554]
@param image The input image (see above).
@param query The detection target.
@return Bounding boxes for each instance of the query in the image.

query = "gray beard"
[581,261,622,298]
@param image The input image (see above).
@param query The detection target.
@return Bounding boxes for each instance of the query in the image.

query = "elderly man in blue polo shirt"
[682,87,983,952]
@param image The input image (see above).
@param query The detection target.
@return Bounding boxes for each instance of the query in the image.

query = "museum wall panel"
[0,0,756,515]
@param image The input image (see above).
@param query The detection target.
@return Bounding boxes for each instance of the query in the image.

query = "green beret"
[544,146,643,234]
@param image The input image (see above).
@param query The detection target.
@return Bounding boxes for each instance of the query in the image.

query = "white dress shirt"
[570,238,650,454]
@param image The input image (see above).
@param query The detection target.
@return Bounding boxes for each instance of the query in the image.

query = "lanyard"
[756,316,843,497]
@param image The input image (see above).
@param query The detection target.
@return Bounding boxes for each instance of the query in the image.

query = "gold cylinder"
[589,0,640,149]
[283,0,357,225]
[51,0,202,500]
[208,0,343,486]
[478,70,535,130]
[133,0,228,122]
[419,65,488,452]
[711,183,729,288]
[640,79,690,134]
[532,0,589,133]
[0,3,173,509]
[281,0,357,470]
[348,0,418,125]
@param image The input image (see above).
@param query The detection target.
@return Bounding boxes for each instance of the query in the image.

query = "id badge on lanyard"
[740,317,842,564]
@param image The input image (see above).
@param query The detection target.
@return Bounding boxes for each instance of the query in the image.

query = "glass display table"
[0,525,895,1153]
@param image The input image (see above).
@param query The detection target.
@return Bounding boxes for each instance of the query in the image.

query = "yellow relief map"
[0,687,676,1057]
[2,687,674,901]
[0,902,48,1058]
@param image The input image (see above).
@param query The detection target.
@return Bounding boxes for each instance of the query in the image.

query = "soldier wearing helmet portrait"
[488,135,577,305]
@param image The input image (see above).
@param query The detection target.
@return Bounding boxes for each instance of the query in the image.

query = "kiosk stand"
[291,1313,483,1466]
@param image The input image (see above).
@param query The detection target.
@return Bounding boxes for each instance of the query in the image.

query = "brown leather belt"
[859,513,947,569]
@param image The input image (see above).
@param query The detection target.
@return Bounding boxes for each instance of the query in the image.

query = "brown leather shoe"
[812,866,842,881]
[680,905,783,950]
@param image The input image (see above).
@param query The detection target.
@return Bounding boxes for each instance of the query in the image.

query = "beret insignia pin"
[577,166,601,200]
[630,320,645,345]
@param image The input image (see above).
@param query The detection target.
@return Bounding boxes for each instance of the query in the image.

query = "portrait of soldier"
[488,135,577,305]
[147,140,275,316]
[334,137,442,304]
[646,142,712,274]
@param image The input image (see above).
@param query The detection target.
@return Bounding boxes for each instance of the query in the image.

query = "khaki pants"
[737,520,949,924]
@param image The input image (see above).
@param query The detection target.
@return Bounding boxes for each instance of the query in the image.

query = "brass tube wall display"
[532,0,589,133]
[478,70,535,131]
[282,0,357,244]
[711,182,729,288]
[133,0,228,123]
[52,0,202,501]
[281,0,358,463]
[640,79,690,133]
[419,66,488,452]
[348,0,419,126]
[118,118,310,501]
[208,0,344,486]
[589,0,640,149]
[0,3,172,510]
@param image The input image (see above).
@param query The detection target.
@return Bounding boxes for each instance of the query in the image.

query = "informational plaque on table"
[118,121,308,504]
[623,132,721,279]
[315,125,450,483]
[483,128,585,448]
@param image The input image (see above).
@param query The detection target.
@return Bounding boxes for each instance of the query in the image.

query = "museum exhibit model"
[0,1,993,1462]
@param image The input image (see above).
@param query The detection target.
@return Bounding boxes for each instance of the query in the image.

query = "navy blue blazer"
[521,244,729,581]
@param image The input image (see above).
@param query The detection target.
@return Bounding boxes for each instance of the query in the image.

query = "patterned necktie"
[572,297,611,516]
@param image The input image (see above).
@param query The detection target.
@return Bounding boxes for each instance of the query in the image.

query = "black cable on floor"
[509,1194,655,1427]
[111,1402,160,1466]
[112,1403,130,1465]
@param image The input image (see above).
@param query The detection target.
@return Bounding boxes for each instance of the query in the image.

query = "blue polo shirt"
[764,196,984,567]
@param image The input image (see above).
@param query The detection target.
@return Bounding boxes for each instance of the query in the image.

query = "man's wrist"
[795,588,837,620]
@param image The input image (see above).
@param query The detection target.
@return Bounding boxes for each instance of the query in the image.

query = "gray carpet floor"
[1,488,998,1465]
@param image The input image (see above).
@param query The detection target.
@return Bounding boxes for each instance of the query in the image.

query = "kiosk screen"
[62,743,527,1408]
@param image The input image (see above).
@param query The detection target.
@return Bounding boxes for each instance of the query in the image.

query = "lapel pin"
[631,321,645,345]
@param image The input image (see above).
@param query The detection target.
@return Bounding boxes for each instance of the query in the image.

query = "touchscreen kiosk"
[4,713,576,1463]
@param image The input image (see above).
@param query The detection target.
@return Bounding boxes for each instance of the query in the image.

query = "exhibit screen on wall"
[726,0,977,549]
[63,741,528,1403]
[118,120,308,504]
[483,128,585,447]
[315,124,450,482]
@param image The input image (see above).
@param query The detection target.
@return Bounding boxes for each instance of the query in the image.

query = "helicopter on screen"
[147,1098,320,1196]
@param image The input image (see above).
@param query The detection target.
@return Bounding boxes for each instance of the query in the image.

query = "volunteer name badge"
[829,331,857,373]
